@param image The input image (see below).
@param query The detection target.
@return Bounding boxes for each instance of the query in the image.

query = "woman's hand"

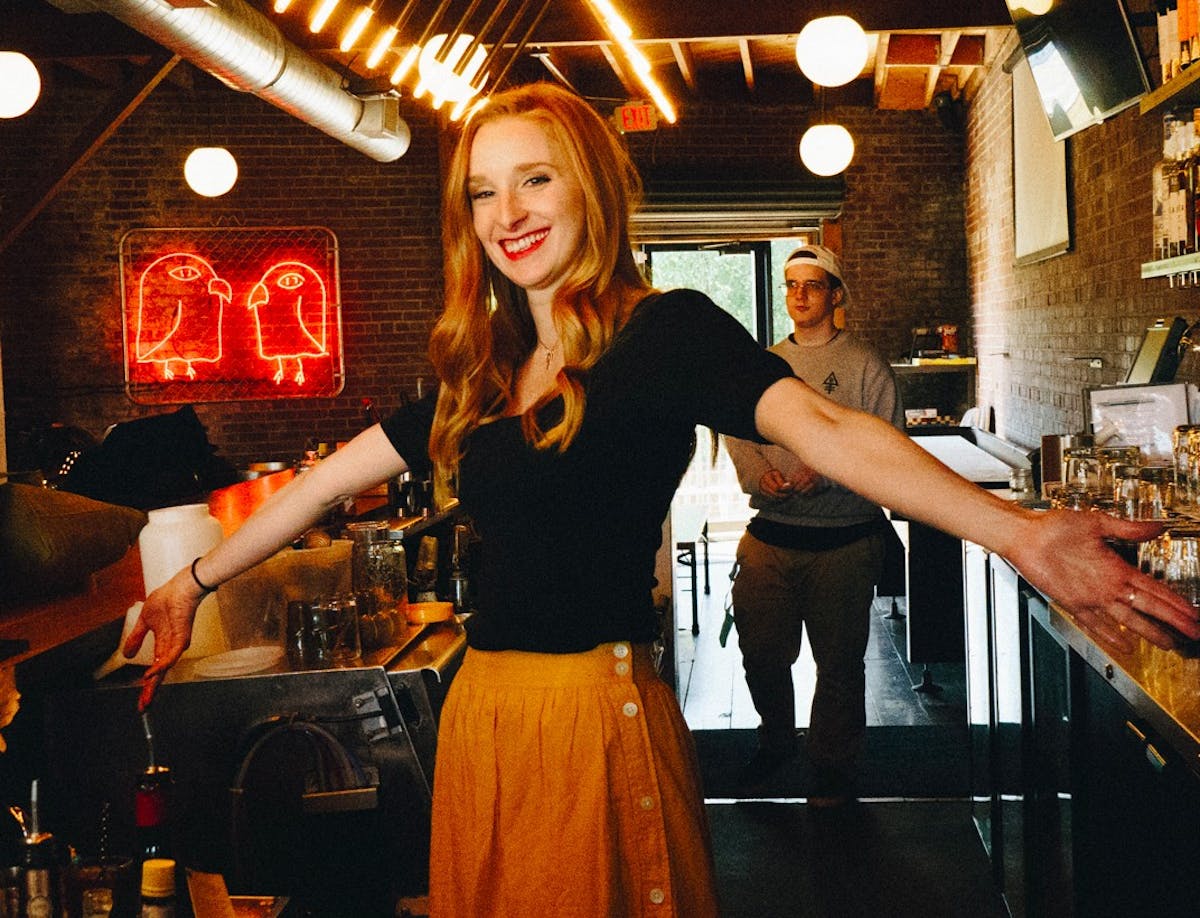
[123,565,205,711]
[1010,509,1200,652]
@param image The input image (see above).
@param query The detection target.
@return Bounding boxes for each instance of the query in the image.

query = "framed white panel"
[1013,55,1071,264]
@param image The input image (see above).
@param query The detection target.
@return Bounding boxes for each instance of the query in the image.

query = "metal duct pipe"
[83,0,409,162]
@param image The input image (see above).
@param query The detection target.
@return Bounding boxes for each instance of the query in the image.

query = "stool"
[674,508,709,635]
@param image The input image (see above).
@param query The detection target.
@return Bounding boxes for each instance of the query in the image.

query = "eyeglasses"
[782,279,829,295]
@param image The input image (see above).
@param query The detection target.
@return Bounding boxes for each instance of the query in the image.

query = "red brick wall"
[965,47,1200,449]
[0,77,445,470]
[626,103,969,360]
[1,76,966,471]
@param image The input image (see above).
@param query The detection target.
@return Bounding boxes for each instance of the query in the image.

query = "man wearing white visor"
[725,244,904,806]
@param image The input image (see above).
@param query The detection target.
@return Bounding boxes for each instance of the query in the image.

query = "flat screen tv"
[1008,0,1151,141]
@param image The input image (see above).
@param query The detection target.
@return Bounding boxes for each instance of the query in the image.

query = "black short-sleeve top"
[381,288,792,653]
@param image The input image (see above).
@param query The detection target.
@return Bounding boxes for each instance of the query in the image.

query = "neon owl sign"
[121,227,343,404]
[134,252,230,380]
[248,261,329,385]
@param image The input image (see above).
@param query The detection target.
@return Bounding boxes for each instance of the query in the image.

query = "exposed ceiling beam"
[670,40,697,93]
[0,49,181,255]
[531,49,578,93]
[597,41,638,98]
[532,0,1012,44]
[738,38,754,94]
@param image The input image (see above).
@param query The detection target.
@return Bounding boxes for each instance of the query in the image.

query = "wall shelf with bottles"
[1141,251,1200,279]
[1142,60,1200,280]
[1141,62,1200,117]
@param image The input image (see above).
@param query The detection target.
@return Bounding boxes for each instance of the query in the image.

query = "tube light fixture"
[366,24,398,69]
[389,44,421,86]
[583,0,676,124]
[339,4,375,52]
[309,0,340,34]
[365,0,421,71]
[272,0,294,11]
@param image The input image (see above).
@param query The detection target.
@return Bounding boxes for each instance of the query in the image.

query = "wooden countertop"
[1,470,461,676]
[1042,600,1200,780]
[0,473,297,672]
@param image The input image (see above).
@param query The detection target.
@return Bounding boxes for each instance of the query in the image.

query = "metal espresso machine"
[42,630,464,916]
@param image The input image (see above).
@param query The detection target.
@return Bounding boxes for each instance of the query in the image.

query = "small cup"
[67,857,137,918]
[1052,485,1092,512]
[311,594,361,667]
[1008,467,1034,498]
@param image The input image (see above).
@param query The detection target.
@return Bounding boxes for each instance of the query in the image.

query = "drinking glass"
[1096,446,1139,500]
[1163,529,1200,609]
[1063,447,1100,497]
[1137,464,1175,520]
[303,594,362,668]
[1173,425,1200,509]
[1112,463,1142,519]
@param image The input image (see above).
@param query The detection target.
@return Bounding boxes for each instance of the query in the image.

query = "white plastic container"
[138,504,223,595]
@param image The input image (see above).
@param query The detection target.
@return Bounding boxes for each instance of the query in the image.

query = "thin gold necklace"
[537,338,559,369]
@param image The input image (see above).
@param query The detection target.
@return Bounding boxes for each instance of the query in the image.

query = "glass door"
[644,240,807,533]
[644,239,806,706]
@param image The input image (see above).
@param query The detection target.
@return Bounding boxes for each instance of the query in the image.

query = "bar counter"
[0,469,463,674]
[1041,598,1200,780]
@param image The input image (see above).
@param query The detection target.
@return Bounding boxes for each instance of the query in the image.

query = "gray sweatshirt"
[725,330,904,528]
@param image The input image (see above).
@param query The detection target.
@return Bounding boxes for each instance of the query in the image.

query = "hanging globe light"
[799,124,855,176]
[795,16,869,88]
[0,52,42,119]
[416,34,488,109]
[184,147,239,197]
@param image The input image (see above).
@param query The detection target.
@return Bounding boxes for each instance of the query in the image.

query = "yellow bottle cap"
[141,858,176,898]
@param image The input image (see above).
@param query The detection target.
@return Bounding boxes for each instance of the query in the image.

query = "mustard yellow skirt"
[428,642,719,918]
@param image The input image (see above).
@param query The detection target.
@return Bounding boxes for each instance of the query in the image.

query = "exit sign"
[614,102,658,133]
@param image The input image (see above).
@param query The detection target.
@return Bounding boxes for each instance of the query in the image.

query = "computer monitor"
[1126,317,1187,385]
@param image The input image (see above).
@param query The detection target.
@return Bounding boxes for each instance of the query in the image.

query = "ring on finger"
[1127,590,1137,607]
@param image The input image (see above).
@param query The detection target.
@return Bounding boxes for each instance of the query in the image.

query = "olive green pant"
[731,529,885,776]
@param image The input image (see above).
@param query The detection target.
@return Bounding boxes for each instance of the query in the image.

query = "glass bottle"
[134,766,172,864]
[138,859,175,918]
[449,524,471,614]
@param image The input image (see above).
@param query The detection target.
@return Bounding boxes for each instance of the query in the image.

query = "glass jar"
[344,521,407,644]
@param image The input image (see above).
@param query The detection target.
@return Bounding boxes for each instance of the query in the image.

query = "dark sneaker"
[736,736,799,790]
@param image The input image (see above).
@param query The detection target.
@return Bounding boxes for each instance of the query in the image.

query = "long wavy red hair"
[427,82,651,501]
